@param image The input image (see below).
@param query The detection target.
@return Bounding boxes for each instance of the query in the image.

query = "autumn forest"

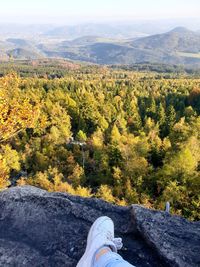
[0,67,200,220]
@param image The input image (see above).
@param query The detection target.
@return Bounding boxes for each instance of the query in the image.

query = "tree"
[0,69,199,220]
[165,105,176,134]
[156,145,198,194]
[68,164,84,187]
[0,74,39,143]
[157,103,166,126]
[188,87,200,113]
[110,124,121,144]
[0,157,10,189]
[157,103,166,137]
[146,97,156,119]
[90,128,104,148]
[124,179,139,203]
[96,185,116,203]
[46,102,71,144]
[76,130,87,142]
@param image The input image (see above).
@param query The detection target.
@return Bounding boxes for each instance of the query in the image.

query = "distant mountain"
[0,24,53,37]
[0,40,15,50]
[41,27,200,66]
[59,43,163,65]
[44,24,147,39]
[170,27,191,33]
[1,26,200,67]
[1,38,44,60]
[6,38,30,47]
[131,27,200,53]
[1,19,200,39]
[7,48,42,60]
[61,36,120,47]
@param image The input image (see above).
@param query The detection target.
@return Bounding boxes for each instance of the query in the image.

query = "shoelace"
[113,237,123,250]
[106,231,123,250]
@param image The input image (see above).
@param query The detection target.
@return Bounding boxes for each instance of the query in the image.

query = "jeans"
[94,249,135,267]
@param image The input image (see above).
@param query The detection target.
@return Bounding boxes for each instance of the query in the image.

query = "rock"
[0,186,199,267]
[131,205,200,267]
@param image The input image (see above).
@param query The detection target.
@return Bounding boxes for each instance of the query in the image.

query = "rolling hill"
[53,42,164,65]
[44,23,147,39]
[1,26,200,67]
[41,27,200,66]
[6,38,30,47]
[61,36,123,47]
[7,48,43,60]
[131,27,200,53]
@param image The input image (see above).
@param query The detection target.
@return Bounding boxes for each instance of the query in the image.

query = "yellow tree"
[0,74,39,143]
[0,74,39,189]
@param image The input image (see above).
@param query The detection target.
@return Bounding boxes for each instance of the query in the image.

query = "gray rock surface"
[0,186,199,267]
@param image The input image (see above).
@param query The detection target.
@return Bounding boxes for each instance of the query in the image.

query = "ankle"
[94,246,112,262]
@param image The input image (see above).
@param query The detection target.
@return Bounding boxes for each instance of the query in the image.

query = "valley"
[0,25,200,67]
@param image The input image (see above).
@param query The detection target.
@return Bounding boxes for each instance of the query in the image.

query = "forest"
[0,66,200,220]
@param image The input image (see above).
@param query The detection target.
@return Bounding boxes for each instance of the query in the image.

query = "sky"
[0,0,199,24]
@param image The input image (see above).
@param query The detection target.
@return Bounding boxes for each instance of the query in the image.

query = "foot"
[76,216,122,267]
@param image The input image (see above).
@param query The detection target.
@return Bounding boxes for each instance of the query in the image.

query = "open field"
[177,52,200,58]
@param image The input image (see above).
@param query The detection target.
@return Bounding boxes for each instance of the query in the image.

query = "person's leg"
[76,216,135,267]
[93,246,135,267]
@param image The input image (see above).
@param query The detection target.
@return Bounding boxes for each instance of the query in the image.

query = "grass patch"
[177,52,200,58]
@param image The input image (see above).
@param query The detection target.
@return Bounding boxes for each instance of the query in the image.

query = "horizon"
[0,0,199,24]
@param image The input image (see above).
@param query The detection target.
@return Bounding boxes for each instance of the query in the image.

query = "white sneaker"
[76,216,123,267]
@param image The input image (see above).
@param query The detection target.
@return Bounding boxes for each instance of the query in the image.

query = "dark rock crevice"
[0,186,199,267]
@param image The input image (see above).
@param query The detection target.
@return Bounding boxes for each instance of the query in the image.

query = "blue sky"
[0,0,199,24]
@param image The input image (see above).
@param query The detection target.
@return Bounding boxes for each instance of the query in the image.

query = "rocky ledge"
[0,186,199,267]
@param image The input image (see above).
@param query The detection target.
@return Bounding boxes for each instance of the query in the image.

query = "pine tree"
[165,105,176,135]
